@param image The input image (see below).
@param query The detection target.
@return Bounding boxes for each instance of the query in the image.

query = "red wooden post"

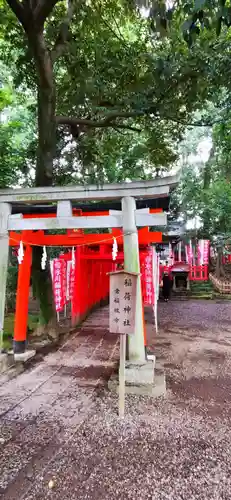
[13,244,32,353]
[85,259,91,314]
[83,258,88,315]
[92,261,96,306]
[71,246,81,326]
[89,260,93,308]
[100,262,103,301]
[96,262,100,303]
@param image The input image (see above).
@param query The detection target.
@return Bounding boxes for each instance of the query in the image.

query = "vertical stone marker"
[109,271,138,417]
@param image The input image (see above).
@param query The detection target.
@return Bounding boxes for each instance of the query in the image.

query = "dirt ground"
[1,300,231,500]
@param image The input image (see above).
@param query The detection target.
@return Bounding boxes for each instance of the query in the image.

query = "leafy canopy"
[1,0,226,186]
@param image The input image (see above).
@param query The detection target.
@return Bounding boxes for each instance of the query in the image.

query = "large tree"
[2,0,217,186]
[1,0,221,327]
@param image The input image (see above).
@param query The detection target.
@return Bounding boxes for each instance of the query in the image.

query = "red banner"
[66,261,72,302]
[141,250,154,305]
[69,262,75,301]
[62,259,67,307]
[51,257,76,311]
[203,240,210,265]
[52,259,66,312]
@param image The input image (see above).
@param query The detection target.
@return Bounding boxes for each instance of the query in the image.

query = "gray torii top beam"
[0,175,179,204]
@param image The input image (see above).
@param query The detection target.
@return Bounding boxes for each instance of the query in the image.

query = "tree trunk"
[202,147,214,238]
[216,247,224,279]
[35,75,56,186]
[5,5,60,335]
[32,247,54,323]
[30,32,57,330]
[31,31,57,187]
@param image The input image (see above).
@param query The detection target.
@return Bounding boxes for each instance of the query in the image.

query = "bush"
[5,266,18,312]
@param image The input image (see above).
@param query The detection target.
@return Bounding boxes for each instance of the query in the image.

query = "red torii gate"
[9,226,162,247]
[9,210,163,353]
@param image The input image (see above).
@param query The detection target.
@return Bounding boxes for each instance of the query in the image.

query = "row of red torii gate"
[12,226,211,354]
[13,223,161,353]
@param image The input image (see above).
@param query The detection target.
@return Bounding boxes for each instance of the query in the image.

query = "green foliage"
[54,3,203,179]
[204,180,231,234]
[1,0,225,187]
[212,113,231,181]
[0,59,36,188]
[0,0,231,205]
[5,266,18,312]
[173,102,231,241]
[0,86,13,110]
[2,0,231,317]
[3,313,39,351]
[147,0,231,44]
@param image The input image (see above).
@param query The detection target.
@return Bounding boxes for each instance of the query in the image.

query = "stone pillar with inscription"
[109,271,137,336]
[122,196,145,362]
[109,271,138,416]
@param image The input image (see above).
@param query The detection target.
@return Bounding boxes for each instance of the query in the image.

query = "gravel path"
[1,300,231,499]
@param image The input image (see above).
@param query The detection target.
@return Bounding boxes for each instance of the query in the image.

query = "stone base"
[13,339,27,354]
[125,359,155,385]
[0,353,15,374]
[108,359,166,398]
[0,353,9,373]
[14,350,36,363]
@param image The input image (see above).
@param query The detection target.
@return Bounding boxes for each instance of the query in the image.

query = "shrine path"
[1,300,231,499]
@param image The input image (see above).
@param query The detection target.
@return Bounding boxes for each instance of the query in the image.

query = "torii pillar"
[122,197,145,362]
[0,203,11,352]
[13,244,32,353]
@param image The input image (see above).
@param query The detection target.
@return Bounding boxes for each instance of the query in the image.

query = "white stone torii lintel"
[7,211,167,231]
[0,174,179,204]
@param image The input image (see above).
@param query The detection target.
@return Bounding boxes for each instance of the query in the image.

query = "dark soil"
[1,300,231,500]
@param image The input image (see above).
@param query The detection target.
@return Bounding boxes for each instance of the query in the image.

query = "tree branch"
[34,0,61,27]
[51,0,75,62]
[6,0,29,31]
[56,115,142,132]
[56,108,223,133]
[99,14,129,50]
